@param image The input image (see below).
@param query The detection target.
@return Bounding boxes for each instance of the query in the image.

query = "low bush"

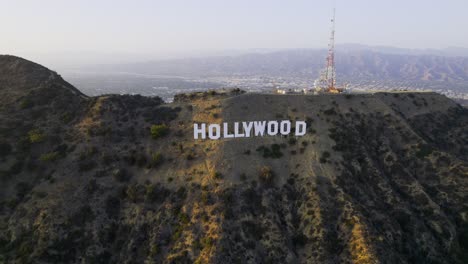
[0,142,12,157]
[112,168,130,182]
[320,151,331,163]
[151,152,164,167]
[416,144,433,159]
[212,171,223,179]
[15,182,32,199]
[256,144,283,158]
[136,153,147,167]
[78,160,97,172]
[150,124,169,139]
[288,137,297,145]
[39,151,60,162]
[186,153,195,160]
[104,196,120,218]
[145,183,169,203]
[126,184,138,202]
[28,129,45,143]
[324,108,337,116]
[258,166,274,185]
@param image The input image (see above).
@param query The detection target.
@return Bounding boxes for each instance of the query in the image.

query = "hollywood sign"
[194,120,307,140]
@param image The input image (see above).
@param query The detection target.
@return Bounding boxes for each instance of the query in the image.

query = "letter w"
[253,121,266,136]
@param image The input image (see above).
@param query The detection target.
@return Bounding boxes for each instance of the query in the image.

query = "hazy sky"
[1,0,468,63]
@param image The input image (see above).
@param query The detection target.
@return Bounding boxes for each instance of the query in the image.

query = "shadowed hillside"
[0,55,467,264]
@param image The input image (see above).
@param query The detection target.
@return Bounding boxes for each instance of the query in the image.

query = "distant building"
[275,88,304,95]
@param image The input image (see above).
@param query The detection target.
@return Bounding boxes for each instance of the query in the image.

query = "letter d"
[295,121,307,136]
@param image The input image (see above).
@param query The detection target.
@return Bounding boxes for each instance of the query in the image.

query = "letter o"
[208,124,221,139]
[267,121,279,136]
[280,120,291,135]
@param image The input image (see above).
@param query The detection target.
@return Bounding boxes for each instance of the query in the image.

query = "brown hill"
[0,55,467,264]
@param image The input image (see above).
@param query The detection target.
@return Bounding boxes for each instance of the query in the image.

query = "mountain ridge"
[80,49,468,83]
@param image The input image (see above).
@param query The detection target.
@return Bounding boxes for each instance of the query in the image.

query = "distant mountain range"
[86,46,468,84]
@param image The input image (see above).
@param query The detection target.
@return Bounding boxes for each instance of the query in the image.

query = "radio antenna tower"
[314,8,344,93]
[325,8,336,90]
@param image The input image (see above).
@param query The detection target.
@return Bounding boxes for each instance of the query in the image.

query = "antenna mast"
[314,7,344,93]
[325,8,336,90]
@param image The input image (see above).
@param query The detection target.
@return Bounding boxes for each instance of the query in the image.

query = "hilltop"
[0,55,467,264]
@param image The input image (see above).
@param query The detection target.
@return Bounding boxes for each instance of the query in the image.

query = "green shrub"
[15,182,32,199]
[176,187,187,200]
[212,171,223,179]
[288,137,297,145]
[240,173,247,181]
[28,129,45,143]
[78,160,97,172]
[416,144,433,158]
[186,153,195,160]
[292,233,308,246]
[150,124,169,139]
[242,220,264,240]
[71,205,95,226]
[256,144,283,158]
[112,168,130,182]
[320,151,331,163]
[104,196,120,218]
[145,184,169,203]
[151,152,164,167]
[323,108,337,116]
[19,98,33,109]
[179,212,190,225]
[201,236,214,248]
[259,166,274,185]
[60,112,73,123]
[136,153,147,167]
[0,142,12,157]
[9,160,23,175]
[126,184,138,202]
[149,244,159,257]
[39,151,60,162]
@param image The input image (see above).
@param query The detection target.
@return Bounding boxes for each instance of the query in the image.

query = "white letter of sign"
[208,124,221,139]
[253,121,266,136]
[234,122,245,137]
[280,120,291,135]
[295,121,307,136]
[267,121,279,136]
[243,122,253,137]
[223,122,234,138]
[194,123,206,139]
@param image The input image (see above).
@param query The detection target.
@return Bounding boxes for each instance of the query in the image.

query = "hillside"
[0,55,467,264]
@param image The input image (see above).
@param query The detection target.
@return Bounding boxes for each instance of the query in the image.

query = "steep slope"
[0,56,467,264]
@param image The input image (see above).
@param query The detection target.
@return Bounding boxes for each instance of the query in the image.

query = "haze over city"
[2,0,468,67]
